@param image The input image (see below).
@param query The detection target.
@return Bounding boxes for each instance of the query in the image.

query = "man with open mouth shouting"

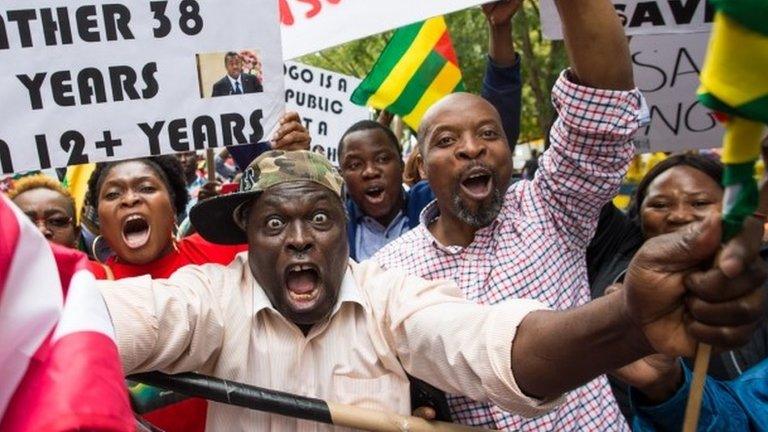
[339,0,525,263]
[94,149,766,431]
[373,0,649,429]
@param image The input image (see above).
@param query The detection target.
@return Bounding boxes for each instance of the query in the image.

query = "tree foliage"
[299,1,568,143]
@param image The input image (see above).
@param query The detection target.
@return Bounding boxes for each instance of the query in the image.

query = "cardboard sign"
[630,32,722,153]
[280,0,487,59]
[0,0,284,174]
[540,0,713,40]
[284,61,368,166]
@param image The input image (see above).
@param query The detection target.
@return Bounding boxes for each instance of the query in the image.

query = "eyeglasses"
[25,214,74,230]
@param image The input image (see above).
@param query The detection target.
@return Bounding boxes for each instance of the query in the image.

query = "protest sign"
[284,61,367,166]
[629,32,722,153]
[280,0,486,59]
[0,0,284,174]
[540,0,713,40]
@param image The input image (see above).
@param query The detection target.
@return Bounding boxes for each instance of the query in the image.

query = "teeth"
[126,214,144,222]
[288,264,314,272]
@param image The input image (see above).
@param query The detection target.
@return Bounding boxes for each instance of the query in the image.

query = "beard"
[449,171,504,229]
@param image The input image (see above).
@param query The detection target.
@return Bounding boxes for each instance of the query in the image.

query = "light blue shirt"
[354,211,410,261]
[227,75,243,93]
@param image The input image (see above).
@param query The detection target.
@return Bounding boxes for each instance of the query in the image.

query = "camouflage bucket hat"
[191,150,344,244]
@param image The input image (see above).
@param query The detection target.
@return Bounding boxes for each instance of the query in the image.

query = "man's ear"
[416,152,427,180]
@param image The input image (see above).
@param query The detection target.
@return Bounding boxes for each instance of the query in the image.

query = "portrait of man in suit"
[211,51,263,97]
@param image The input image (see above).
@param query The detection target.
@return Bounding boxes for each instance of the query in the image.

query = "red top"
[89,233,247,432]
[89,233,247,280]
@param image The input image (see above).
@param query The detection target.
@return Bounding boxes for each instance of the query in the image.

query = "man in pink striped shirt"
[374,0,651,429]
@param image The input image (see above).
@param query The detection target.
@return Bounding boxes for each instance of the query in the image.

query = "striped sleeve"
[521,70,644,249]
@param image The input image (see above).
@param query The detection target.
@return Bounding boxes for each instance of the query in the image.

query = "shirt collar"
[227,74,242,87]
[348,187,408,223]
[331,262,368,314]
[360,210,406,232]
[416,197,504,253]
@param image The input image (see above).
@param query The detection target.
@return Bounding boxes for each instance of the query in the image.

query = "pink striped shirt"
[374,71,645,431]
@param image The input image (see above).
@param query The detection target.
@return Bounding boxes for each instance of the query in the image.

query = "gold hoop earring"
[92,235,105,263]
[172,224,181,253]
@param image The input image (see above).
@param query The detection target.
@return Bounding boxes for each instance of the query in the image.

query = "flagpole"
[681,343,711,432]
[206,149,216,182]
[129,372,494,432]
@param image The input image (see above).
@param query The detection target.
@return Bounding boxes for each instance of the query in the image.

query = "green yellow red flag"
[351,16,464,130]
[697,0,768,239]
[63,163,95,223]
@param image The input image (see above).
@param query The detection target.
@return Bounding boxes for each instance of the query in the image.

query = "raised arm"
[519,0,643,248]
[480,0,523,148]
[554,0,633,90]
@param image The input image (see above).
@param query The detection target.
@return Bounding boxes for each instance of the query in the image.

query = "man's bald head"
[417,92,505,155]
[415,92,513,233]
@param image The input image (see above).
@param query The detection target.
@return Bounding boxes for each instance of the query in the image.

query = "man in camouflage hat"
[94,150,766,431]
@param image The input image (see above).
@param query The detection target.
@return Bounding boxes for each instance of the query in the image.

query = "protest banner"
[284,61,367,166]
[280,0,487,59]
[540,0,713,40]
[0,0,284,174]
[629,32,722,153]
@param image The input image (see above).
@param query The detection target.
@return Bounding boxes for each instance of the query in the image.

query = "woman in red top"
[84,112,310,431]
[85,155,246,280]
[83,155,243,432]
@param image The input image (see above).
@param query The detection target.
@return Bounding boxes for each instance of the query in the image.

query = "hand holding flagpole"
[685,1,768,430]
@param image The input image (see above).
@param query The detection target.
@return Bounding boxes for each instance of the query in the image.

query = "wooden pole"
[682,343,711,432]
[130,372,495,432]
[206,149,216,182]
[327,401,489,432]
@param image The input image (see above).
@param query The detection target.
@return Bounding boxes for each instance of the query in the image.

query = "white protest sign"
[540,0,713,40]
[284,61,368,166]
[280,0,487,59]
[0,0,284,174]
[630,32,722,153]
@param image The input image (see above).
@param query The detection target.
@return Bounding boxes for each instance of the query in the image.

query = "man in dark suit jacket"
[211,51,263,97]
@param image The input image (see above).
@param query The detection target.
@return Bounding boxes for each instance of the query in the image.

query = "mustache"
[455,161,501,185]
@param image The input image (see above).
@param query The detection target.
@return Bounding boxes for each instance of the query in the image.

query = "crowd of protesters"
[2,0,767,431]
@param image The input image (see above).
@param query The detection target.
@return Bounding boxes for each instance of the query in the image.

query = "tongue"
[287,270,316,294]
[124,229,150,248]
[463,176,488,194]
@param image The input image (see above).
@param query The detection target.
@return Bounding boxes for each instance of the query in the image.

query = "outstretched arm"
[512,215,766,399]
[554,0,633,90]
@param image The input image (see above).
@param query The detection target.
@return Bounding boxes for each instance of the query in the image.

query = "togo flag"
[351,16,464,130]
[697,0,768,239]
[0,195,133,431]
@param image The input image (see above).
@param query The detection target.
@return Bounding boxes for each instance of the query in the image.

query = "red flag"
[0,195,133,432]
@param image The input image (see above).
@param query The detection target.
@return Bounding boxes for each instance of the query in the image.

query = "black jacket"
[211,73,262,96]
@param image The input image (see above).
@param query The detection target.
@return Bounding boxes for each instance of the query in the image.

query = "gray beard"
[451,188,503,229]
